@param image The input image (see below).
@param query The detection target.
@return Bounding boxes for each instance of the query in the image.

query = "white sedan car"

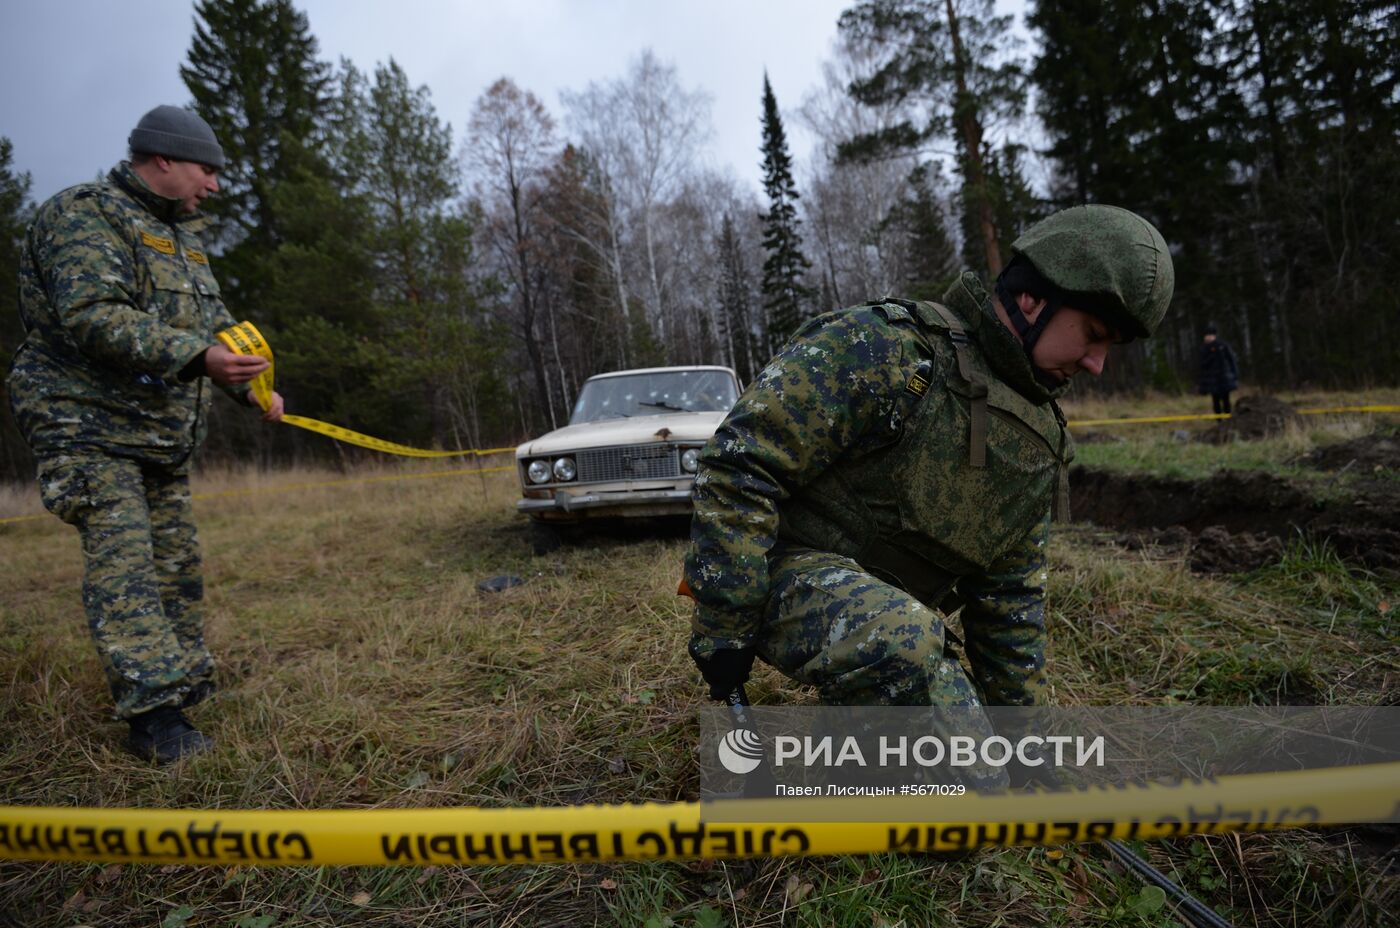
[515,366,739,536]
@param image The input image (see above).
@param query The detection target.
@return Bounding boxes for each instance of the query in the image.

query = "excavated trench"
[1069,402,1400,573]
[1069,402,1400,865]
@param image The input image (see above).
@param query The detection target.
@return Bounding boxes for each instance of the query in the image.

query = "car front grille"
[577,444,681,482]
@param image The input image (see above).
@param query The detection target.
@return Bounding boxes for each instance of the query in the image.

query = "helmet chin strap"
[995,274,1063,388]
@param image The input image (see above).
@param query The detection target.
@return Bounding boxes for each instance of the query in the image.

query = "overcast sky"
[2,0,1028,206]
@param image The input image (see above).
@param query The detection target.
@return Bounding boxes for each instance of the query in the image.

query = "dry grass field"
[1,392,1397,927]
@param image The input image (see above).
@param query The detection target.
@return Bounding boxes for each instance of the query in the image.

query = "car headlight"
[681,448,701,473]
[526,459,552,484]
[552,457,576,482]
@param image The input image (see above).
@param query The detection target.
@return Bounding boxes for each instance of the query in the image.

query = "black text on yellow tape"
[2,762,1396,866]
[216,321,513,459]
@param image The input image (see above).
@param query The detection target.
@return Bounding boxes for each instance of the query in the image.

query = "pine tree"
[543,145,636,376]
[0,137,34,480]
[180,0,331,309]
[758,74,813,354]
[1028,0,1257,391]
[340,59,486,447]
[987,142,1042,259]
[0,138,31,357]
[889,162,959,301]
[716,212,759,382]
[1028,0,1211,390]
[837,0,1025,278]
[257,146,381,451]
[337,60,461,305]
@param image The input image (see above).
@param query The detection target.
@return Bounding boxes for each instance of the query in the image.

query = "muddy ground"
[1071,426,1400,573]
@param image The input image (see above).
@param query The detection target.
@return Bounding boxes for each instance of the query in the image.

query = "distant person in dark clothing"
[1198,323,1239,415]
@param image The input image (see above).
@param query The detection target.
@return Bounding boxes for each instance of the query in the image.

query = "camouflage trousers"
[753,547,1050,788]
[37,451,213,719]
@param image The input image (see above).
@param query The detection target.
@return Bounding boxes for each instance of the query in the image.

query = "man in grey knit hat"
[127,104,228,214]
[7,105,284,764]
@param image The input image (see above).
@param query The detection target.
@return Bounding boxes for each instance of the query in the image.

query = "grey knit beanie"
[128,105,225,169]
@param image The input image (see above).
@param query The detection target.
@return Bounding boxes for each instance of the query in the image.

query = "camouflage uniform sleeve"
[33,195,212,377]
[956,511,1051,707]
[685,309,908,649]
[208,292,239,336]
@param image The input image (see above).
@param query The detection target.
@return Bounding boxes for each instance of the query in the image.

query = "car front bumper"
[517,487,695,519]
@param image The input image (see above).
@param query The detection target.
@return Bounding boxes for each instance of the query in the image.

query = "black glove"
[1006,741,1063,790]
[689,643,756,701]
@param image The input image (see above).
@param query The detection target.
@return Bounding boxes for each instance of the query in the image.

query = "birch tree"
[562,50,713,347]
[465,78,563,428]
[799,34,921,304]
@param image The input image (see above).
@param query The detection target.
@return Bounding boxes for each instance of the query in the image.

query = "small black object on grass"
[477,575,525,593]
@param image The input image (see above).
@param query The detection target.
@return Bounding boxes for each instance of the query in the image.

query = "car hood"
[515,411,727,457]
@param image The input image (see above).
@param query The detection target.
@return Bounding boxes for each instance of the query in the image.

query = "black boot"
[127,706,213,763]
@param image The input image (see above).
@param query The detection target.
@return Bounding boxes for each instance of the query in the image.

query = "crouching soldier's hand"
[688,636,756,701]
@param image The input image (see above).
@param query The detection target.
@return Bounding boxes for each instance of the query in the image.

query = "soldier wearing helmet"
[994,204,1174,384]
[682,204,1173,789]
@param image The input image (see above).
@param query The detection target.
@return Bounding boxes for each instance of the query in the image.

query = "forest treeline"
[1,0,1396,479]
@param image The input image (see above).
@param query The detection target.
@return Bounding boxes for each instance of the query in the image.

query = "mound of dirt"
[1117,525,1193,555]
[1303,431,1400,473]
[1115,524,1287,573]
[1189,525,1286,574]
[1072,466,1400,570]
[1198,394,1301,443]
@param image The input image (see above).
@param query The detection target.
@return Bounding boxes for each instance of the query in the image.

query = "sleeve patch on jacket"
[140,231,176,255]
[905,360,933,397]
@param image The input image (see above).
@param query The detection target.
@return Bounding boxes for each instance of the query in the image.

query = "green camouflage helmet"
[1011,204,1174,338]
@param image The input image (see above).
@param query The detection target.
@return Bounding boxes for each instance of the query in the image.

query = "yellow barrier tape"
[1296,404,1400,416]
[1066,404,1400,428]
[0,513,47,526]
[2,763,1395,866]
[1067,412,1230,427]
[278,414,515,459]
[216,321,515,458]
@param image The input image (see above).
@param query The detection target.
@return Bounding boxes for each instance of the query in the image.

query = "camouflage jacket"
[7,162,245,465]
[684,273,1074,650]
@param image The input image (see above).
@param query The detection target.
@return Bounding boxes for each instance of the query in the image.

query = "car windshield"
[570,370,739,424]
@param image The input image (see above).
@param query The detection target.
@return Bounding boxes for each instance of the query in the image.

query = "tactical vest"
[777,298,1073,606]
